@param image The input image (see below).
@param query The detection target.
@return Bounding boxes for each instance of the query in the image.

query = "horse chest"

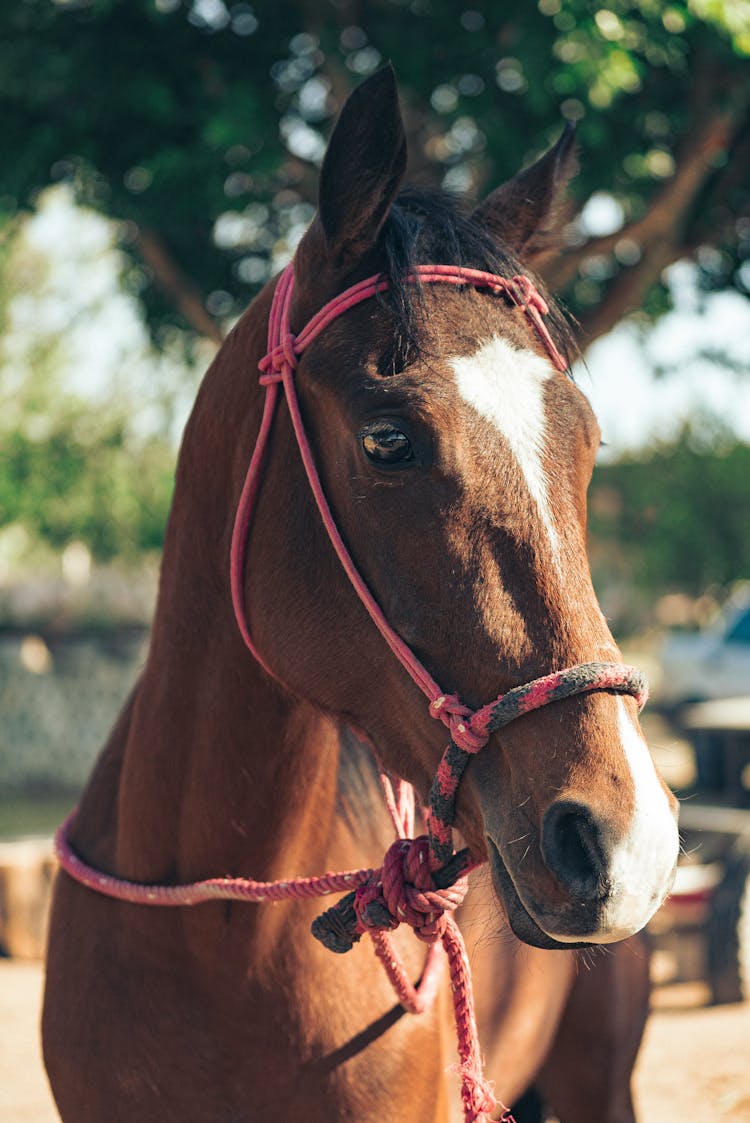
[45,879,454,1122]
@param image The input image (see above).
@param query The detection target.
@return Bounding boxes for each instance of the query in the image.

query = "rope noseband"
[56,261,647,1123]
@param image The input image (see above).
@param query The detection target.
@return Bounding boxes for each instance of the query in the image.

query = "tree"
[0,191,180,562]
[3,0,749,346]
[589,426,750,618]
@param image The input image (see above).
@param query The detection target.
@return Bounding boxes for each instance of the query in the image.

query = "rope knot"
[510,274,549,317]
[258,331,299,384]
[354,836,468,944]
[429,694,490,754]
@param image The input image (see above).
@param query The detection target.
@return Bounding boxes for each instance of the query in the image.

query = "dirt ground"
[3,961,748,1122]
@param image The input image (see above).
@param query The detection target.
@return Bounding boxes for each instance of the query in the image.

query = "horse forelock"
[374,188,578,376]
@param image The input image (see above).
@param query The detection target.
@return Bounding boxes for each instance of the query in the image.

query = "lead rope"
[56,262,648,1123]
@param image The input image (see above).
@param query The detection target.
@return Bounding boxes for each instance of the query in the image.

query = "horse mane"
[375,187,577,374]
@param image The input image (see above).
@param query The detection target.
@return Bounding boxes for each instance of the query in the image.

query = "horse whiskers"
[575,944,611,972]
[677,829,701,859]
[471,925,519,956]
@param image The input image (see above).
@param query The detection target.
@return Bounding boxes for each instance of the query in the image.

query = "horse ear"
[472,121,578,262]
[316,64,407,265]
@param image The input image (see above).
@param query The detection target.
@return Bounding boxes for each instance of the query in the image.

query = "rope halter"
[230,261,647,1122]
[230,261,648,875]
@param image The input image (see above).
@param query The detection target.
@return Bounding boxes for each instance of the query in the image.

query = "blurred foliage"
[0,202,178,564]
[2,0,749,341]
[1,0,749,573]
[589,426,750,607]
[0,416,174,560]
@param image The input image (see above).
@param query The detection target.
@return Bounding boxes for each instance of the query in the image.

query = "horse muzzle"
[486,787,679,948]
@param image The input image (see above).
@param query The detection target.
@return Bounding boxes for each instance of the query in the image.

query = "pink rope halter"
[56,260,648,1123]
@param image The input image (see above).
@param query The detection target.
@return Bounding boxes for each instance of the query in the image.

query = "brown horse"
[43,68,678,1122]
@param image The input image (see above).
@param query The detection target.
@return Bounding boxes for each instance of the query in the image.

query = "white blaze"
[597,697,679,937]
[450,336,561,566]
[451,336,678,941]
[544,698,679,944]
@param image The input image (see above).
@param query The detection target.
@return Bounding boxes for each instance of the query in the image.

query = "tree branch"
[136,227,224,345]
[685,117,750,247]
[544,109,735,301]
[575,233,675,345]
[533,101,750,349]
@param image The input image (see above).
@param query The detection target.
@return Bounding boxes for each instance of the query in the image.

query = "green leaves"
[590,427,750,614]
[1,1,747,341]
[0,414,174,560]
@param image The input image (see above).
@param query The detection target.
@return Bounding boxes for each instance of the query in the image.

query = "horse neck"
[117,631,342,882]
[113,310,375,906]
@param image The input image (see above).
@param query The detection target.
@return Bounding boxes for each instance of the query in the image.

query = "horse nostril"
[541,800,609,900]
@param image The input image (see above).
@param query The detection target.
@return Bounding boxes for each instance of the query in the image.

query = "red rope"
[54,810,374,905]
[55,808,504,1121]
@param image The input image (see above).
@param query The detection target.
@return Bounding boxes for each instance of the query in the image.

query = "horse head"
[236,66,679,950]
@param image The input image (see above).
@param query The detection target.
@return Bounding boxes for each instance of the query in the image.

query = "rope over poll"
[56,261,648,1123]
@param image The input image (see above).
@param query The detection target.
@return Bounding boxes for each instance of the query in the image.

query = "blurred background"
[1,4,750,1116]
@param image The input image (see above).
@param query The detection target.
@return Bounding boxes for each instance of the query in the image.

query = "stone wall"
[0,630,147,792]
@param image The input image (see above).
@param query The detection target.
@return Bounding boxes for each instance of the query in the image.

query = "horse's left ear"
[315,64,407,266]
[472,121,578,261]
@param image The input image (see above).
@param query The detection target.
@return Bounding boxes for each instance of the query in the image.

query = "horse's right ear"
[314,65,407,267]
[472,121,578,262]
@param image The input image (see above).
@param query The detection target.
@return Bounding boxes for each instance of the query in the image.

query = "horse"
[43,66,678,1123]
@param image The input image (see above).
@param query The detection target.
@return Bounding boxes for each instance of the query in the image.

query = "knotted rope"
[56,261,649,1123]
[311,662,647,950]
[359,836,466,942]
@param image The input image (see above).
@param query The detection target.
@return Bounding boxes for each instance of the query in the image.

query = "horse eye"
[361,422,414,466]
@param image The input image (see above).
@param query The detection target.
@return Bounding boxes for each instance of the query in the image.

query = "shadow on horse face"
[239,67,679,951]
